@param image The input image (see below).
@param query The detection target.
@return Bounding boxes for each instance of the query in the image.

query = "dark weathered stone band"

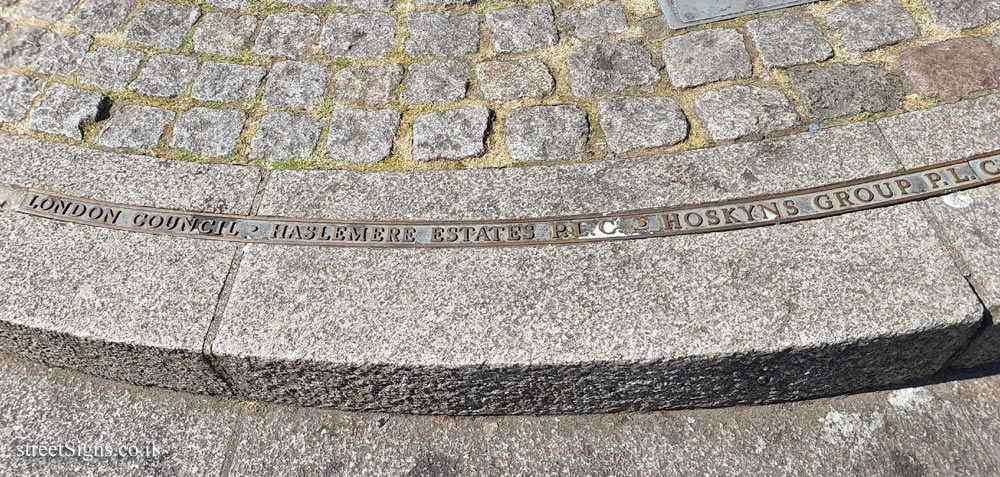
[11,151,1000,248]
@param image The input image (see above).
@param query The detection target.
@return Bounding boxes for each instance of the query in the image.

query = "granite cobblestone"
[746,14,833,68]
[0,0,998,167]
[826,0,920,52]
[77,46,143,92]
[170,107,246,157]
[484,5,558,54]
[0,73,44,124]
[193,12,256,57]
[129,54,197,99]
[27,83,105,140]
[123,1,199,50]
[262,61,330,110]
[320,13,395,59]
[71,0,134,33]
[32,34,91,76]
[249,112,321,161]
[663,29,752,88]
[94,105,173,152]
[191,62,266,103]
[405,60,468,104]
[254,12,320,58]
[327,109,401,164]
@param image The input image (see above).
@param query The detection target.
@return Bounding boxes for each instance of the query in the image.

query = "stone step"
[2,352,999,475]
[1,95,999,414]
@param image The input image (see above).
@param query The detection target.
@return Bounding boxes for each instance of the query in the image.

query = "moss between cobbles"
[3,0,1000,172]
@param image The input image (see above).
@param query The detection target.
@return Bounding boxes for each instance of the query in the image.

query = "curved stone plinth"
[1,96,1000,414]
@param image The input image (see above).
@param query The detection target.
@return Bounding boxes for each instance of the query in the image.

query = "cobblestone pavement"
[0,0,998,170]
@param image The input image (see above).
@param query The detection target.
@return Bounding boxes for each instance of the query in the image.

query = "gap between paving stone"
[202,170,273,394]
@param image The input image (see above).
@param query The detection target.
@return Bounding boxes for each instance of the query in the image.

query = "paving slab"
[3,352,1000,476]
[225,373,1000,476]
[876,93,1000,168]
[924,186,1000,368]
[0,356,241,476]
[930,373,1000,454]
[0,212,235,395]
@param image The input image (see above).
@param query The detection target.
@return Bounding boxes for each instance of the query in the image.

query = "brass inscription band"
[14,152,1000,248]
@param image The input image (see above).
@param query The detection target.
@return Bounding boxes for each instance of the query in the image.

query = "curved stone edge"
[216,323,979,415]
[208,202,986,414]
[1,96,999,414]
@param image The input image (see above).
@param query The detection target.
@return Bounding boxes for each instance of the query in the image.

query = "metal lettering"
[13,151,1000,248]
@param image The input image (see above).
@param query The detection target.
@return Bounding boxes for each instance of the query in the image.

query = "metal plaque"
[7,151,1000,249]
[658,0,822,28]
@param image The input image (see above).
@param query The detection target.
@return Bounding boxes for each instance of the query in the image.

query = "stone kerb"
[1,95,1000,413]
[0,132,259,394]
